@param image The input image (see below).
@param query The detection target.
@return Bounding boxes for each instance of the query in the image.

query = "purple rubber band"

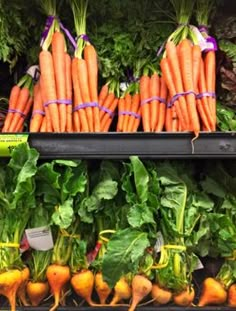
[151,96,167,104]
[59,22,77,50]
[169,90,196,108]
[157,41,166,57]
[199,25,209,33]
[78,34,90,42]
[8,108,26,118]
[40,15,55,46]
[119,111,141,119]
[73,102,98,112]
[141,96,167,106]
[57,99,72,105]
[196,92,216,100]
[44,99,72,107]
[32,110,45,117]
[205,36,218,52]
[99,106,114,117]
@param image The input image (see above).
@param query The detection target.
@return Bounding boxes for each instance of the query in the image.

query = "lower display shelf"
[25,132,236,159]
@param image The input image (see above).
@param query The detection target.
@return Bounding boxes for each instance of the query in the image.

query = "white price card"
[25,226,54,251]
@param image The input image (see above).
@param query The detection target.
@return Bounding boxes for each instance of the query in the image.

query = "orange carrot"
[173,286,195,306]
[172,104,178,132]
[14,96,33,132]
[192,45,212,131]
[26,281,49,307]
[140,74,151,132]
[70,269,95,306]
[39,50,60,132]
[150,73,160,131]
[116,97,125,132]
[100,92,115,121]
[151,283,172,305]
[165,99,172,132]
[65,53,73,132]
[30,83,44,132]
[84,44,100,132]
[205,50,216,131]
[198,277,227,307]
[8,87,30,132]
[95,272,112,304]
[110,277,132,305]
[72,57,88,132]
[52,31,66,132]
[155,77,168,132]
[128,275,152,311]
[122,93,132,132]
[165,41,190,130]
[40,116,47,132]
[98,84,109,105]
[160,58,186,130]
[101,97,118,132]
[198,58,215,130]
[77,58,94,132]
[127,93,140,132]
[39,77,53,132]
[46,264,70,311]
[2,85,21,132]
[178,39,200,138]
[132,108,142,132]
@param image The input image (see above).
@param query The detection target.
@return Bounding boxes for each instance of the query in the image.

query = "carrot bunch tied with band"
[39,0,73,133]
[71,0,100,132]
[99,79,119,132]
[158,0,217,141]
[2,73,33,133]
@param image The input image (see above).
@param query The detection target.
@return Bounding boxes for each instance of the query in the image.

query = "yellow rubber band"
[99,230,116,243]
[150,244,186,270]
[164,244,186,251]
[0,242,20,248]
[60,229,80,239]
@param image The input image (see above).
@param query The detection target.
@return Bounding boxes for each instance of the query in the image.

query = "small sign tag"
[154,231,164,253]
[0,134,29,157]
[25,226,54,251]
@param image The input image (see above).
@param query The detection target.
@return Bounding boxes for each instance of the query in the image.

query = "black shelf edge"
[1,132,236,159]
[29,132,236,159]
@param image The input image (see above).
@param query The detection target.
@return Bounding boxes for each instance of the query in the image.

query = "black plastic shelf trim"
[26,132,236,159]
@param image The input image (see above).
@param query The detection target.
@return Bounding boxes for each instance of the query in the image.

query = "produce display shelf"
[22,131,236,159]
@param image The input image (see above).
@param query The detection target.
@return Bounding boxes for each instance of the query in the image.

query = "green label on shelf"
[0,134,29,157]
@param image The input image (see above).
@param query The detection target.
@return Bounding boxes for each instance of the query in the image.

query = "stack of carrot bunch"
[36,0,74,133]
[139,67,168,133]
[159,0,217,139]
[71,0,101,133]
[2,74,33,133]
[97,80,119,132]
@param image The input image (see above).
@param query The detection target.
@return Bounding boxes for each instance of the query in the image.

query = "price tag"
[25,226,54,251]
[0,134,29,157]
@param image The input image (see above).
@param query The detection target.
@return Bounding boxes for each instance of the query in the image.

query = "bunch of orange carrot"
[159,39,216,138]
[2,74,33,133]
